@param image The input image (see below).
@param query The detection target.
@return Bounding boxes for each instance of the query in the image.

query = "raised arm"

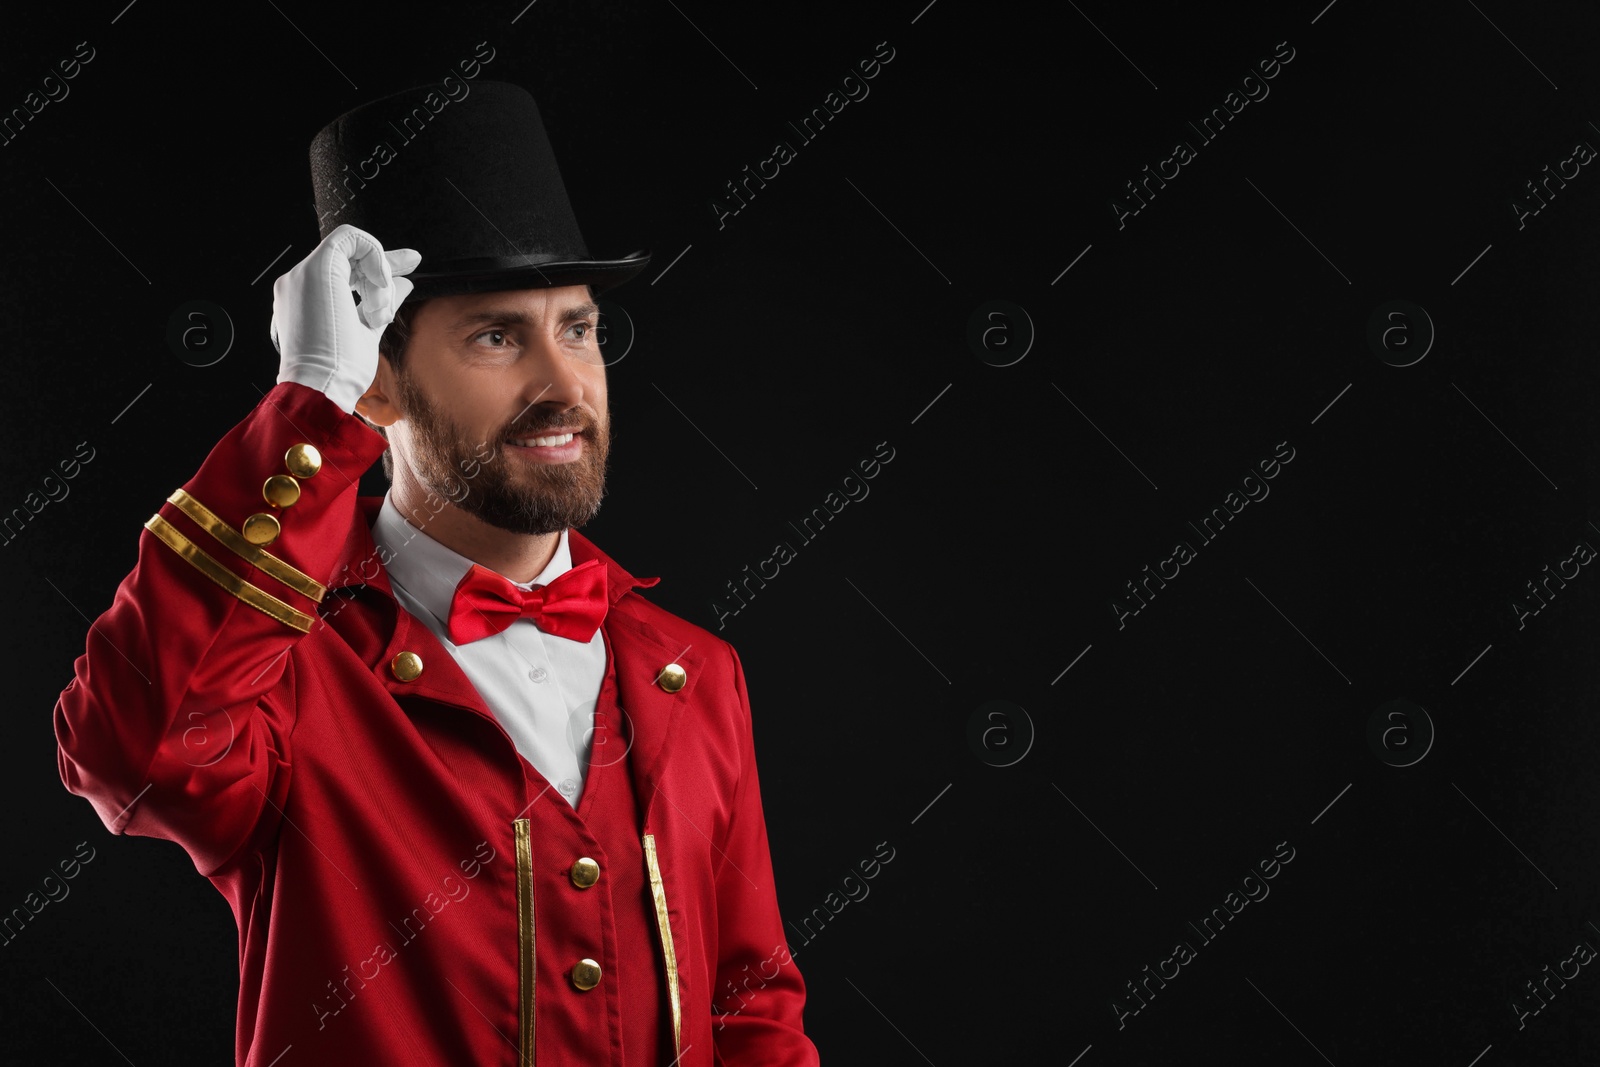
[53,225,417,876]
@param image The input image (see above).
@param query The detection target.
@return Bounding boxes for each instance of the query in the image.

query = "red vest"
[518,620,664,1064]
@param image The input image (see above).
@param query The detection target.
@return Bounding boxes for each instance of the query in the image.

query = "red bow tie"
[446,558,609,645]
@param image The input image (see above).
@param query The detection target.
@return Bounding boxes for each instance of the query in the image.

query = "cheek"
[425,376,508,439]
[582,365,608,402]
[465,394,511,436]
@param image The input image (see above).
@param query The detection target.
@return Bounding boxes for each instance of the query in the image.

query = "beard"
[395,366,610,536]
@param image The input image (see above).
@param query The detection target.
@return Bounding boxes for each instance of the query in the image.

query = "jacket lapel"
[322,497,499,724]
[601,597,704,824]
[569,528,704,823]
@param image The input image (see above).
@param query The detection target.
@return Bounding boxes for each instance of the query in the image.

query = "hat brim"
[404,250,652,300]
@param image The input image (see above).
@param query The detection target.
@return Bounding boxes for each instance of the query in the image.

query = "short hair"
[365,298,427,481]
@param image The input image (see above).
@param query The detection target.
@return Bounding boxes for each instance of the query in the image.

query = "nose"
[516,332,590,421]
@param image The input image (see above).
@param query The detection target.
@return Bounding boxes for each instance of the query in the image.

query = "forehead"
[422,284,596,328]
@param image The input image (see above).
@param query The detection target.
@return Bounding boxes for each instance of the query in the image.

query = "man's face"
[387,284,610,535]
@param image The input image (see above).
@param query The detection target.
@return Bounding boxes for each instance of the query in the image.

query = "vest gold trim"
[514,817,536,1067]
[166,488,327,602]
[144,513,316,633]
[643,832,683,1061]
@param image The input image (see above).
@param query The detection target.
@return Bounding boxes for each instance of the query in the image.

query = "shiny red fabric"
[587,635,663,1064]
[447,557,609,644]
[53,382,819,1066]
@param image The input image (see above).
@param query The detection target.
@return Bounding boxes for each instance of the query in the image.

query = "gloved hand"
[271,223,421,414]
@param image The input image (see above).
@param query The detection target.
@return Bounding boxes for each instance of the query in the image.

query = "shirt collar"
[371,491,575,629]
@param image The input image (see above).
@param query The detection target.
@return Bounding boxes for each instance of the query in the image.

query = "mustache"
[501,416,594,439]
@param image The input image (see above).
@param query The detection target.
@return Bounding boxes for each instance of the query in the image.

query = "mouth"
[505,428,586,463]
[510,431,578,447]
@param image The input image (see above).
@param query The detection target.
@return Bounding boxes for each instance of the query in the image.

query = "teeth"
[513,432,575,447]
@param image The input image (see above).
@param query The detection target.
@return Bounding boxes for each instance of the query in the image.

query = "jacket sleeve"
[710,643,821,1065]
[53,382,389,876]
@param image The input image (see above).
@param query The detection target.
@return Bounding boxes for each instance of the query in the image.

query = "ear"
[354,354,402,427]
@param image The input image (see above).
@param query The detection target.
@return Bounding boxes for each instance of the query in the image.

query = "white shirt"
[370,494,605,809]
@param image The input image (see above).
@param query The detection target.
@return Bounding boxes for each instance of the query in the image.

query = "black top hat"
[308,80,649,299]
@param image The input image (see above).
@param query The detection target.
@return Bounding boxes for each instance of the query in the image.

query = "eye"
[567,321,594,342]
[473,328,511,347]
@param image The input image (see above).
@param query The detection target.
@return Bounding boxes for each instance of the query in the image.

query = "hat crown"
[308,80,647,297]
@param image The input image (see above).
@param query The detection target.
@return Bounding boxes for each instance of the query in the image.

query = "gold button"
[241,512,281,545]
[656,663,687,693]
[263,474,301,508]
[391,651,424,682]
[570,959,602,990]
[569,857,600,889]
[285,443,323,479]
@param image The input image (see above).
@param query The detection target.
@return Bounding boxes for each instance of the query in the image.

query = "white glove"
[271,223,421,414]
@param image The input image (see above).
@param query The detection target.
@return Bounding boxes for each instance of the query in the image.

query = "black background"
[4,0,1599,1063]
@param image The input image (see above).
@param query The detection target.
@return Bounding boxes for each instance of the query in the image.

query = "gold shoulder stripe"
[144,513,316,633]
[643,833,683,1061]
[166,488,327,603]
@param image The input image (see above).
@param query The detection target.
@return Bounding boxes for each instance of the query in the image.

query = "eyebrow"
[448,302,600,332]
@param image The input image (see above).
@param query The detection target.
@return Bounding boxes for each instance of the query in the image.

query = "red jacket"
[53,381,819,1066]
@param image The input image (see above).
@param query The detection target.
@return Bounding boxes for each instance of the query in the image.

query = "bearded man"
[53,80,818,1066]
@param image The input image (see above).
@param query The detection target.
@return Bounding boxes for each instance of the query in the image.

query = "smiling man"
[53,81,818,1066]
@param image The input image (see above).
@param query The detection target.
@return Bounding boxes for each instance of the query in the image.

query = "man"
[53,80,818,1066]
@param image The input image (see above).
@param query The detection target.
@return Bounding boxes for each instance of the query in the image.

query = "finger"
[347,249,393,312]
[352,270,387,314]
[356,293,394,332]
[385,248,423,276]
[332,225,395,291]
[360,271,415,327]
[357,278,411,331]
